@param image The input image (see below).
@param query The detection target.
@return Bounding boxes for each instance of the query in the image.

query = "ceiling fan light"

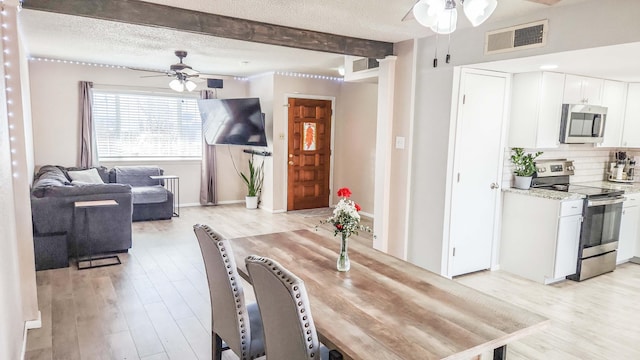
[413,0,445,27]
[430,7,458,34]
[169,79,185,92]
[185,80,197,92]
[463,0,497,27]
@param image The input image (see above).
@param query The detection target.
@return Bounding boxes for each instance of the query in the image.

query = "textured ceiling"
[18,0,591,77]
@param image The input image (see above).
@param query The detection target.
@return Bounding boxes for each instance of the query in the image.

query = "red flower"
[355,203,361,212]
[337,187,352,198]
[336,224,343,230]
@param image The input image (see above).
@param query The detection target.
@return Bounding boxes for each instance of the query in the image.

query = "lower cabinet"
[501,192,583,284]
[618,194,640,263]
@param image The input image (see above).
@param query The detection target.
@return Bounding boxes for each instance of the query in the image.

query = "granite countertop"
[503,180,640,200]
[502,187,585,201]
[575,181,640,194]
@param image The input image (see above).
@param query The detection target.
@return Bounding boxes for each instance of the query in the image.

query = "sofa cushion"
[113,166,162,186]
[68,168,104,184]
[32,166,71,197]
[65,166,110,183]
[131,185,168,204]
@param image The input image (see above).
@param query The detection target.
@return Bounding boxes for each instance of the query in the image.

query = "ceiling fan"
[132,50,201,92]
[402,0,562,25]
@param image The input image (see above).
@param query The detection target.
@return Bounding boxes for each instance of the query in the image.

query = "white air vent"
[485,20,548,55]
[352,58,379,72]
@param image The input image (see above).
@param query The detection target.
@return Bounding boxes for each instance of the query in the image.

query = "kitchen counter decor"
[510,147,543,190]
[319,187,371,271]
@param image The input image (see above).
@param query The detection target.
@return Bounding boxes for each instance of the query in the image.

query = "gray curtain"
[79,81,98,167]
[200,90,217,205]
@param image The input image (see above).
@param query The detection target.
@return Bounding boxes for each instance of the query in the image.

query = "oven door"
[581,196,624,257]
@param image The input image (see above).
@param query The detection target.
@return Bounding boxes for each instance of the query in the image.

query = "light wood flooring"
[25,204,640,360]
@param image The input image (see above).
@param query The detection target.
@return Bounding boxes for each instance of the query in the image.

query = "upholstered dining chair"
[245,255,342,360]
[193,224,265,360]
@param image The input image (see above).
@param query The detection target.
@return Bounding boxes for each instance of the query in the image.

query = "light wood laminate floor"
[25,204,640,360]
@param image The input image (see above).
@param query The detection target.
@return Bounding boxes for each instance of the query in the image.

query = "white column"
[373,56,397,252]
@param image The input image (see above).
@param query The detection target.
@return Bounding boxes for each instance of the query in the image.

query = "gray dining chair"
[245,255,342,360]
[193,224,265,360]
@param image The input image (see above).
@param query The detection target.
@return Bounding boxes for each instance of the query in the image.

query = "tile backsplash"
[502,144,640,188]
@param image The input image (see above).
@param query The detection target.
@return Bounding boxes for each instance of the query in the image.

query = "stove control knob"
[567,166,575,171]
[537,168,545,173]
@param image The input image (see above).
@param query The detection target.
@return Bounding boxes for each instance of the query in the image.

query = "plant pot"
[513,175,533,190]
[245,196,258,209]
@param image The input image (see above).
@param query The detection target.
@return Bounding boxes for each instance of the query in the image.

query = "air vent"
[485,20,548,55]
[352,58,379,72]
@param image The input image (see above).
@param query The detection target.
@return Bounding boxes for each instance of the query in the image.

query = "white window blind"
[92,90,201,159]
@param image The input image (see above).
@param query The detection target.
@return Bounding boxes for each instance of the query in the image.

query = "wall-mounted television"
[198,97,268,147]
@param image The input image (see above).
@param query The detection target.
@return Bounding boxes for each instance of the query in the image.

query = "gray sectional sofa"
[30,165,175,270]
[31,165,133,261]
[109,166,174,221]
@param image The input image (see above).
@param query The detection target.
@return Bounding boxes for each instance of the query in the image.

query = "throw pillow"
[67,168,104,184]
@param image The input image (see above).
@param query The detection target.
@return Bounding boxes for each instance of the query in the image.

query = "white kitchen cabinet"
[622,83,640,148]
[618,193,640,263]
[599,80,628,148]
[554,211,582,278]
[563,74,604,105]
[509,72,565,148]
[501,192,583,284]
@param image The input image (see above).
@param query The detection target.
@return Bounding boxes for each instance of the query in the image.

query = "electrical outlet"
[395,136,405,149]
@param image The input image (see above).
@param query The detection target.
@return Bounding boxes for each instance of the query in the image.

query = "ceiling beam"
[21,0,394,59]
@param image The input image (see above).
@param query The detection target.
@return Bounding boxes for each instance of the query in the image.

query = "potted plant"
[510,147,543,190]
[240,154,264,209]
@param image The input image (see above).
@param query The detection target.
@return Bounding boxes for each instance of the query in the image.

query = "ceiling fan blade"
[127,66,170,74]
[181,67,199,76]
[140,74,172,78]
[525,0,563,5]
[402,0,419,21]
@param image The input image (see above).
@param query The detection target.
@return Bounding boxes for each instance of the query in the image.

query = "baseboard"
[20,310,41,360]
[490,264,501,271]
[26,311,42,329]
[216,200,245,205]
[359,211,373,219]
[178,203,201,208]
[21,324,27,360]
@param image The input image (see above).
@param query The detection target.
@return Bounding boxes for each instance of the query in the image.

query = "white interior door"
[450,70,508,277]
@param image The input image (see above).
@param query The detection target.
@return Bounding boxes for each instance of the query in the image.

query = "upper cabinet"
[509,72,565,149]
[563,75,604,105]
[599,80,628,148]
[622,83,640,148]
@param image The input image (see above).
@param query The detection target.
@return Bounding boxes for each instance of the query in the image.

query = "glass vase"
[337,232,350,272]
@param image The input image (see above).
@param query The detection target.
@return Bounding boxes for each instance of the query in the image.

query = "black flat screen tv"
[198,97,268,147]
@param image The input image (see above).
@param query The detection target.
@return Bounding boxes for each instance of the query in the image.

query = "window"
[92,90,201,160]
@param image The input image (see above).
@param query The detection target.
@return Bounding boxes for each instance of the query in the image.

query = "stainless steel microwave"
[559,104,607,144]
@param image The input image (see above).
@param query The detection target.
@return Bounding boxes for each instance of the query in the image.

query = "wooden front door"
[287,98,332,211]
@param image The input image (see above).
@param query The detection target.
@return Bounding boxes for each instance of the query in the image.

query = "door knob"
[490,183,499,189]
[289,154,293,158]
[288,161,294,165]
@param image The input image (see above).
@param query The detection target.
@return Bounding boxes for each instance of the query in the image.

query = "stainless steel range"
[533,159,625,281]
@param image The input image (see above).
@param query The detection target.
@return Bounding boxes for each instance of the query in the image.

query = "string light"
[2,4,20,174]
[273,71,343,82]
[28,56,126,69]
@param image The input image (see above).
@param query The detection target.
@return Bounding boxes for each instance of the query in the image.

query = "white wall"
[408,0,640,274]
[1,2,37,358]
[333,81,378,212]
[270,74,378,212]
[28,61,250,205]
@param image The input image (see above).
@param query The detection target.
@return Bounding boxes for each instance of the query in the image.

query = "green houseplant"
[510,147,543,189]
[240,155,264,209]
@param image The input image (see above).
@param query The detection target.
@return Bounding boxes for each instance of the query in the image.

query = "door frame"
[443,68,511,278]
[283,94,336,210]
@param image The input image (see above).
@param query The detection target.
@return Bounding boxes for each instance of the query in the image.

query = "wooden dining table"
[230,229,550,360]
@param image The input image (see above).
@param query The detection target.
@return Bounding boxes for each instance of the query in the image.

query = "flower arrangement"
[321,187,371,238]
